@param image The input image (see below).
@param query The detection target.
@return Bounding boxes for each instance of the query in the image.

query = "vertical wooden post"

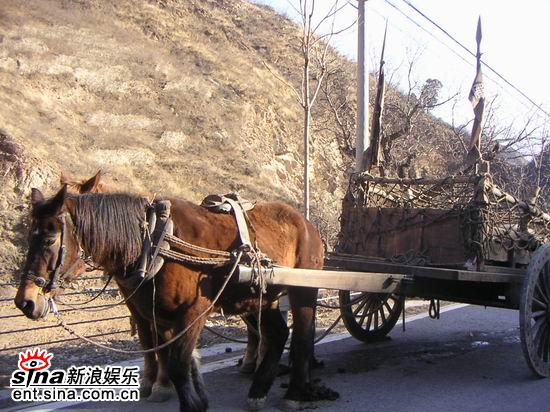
[356,0,369,172]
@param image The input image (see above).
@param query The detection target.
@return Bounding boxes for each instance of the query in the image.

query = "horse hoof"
[146,382,173,402]
[246,396,266,411]
[239,362,256,374]
[139,381,153,399]
[280,399,300,411]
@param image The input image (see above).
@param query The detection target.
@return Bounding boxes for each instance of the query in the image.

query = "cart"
[330,172,550,377]
[236,172,550,377]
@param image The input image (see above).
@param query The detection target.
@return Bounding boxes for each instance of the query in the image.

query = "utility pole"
[356,0,369,172]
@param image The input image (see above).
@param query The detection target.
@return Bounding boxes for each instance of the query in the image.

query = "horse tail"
[294,210,324,270]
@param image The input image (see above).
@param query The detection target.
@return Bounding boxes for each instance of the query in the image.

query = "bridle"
[24,213,95,293]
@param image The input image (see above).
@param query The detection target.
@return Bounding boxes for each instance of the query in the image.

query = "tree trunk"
[303,53,311,220]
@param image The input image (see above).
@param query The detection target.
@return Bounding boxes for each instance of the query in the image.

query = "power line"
[381,0,546,118]
[399,0,550,118]
[382,0,473,70]
[381,0,523,109]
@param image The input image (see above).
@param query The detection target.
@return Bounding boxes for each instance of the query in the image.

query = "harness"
[117,193,270,290]
[27,192,273,350]
[52,194,273,355]
[201,193,254,251]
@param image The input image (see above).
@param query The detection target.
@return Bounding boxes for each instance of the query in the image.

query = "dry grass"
[0,0,458,280]
[0,0,355,280]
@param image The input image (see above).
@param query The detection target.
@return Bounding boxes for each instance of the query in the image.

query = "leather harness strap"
[200,193,255,251]
[223,197,252,251]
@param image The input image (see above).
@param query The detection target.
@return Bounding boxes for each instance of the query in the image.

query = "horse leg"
[190,348,208,407]
[126,305,158,399]
[167,313,208,412]
[246,307,289,410]
[284,286,338,405]
[147,330,175,402]
[240,313,259,374]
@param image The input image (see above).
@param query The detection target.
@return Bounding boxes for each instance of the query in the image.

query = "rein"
[54,273,114,309]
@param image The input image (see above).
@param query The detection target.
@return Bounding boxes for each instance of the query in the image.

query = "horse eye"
[43,238,56,247]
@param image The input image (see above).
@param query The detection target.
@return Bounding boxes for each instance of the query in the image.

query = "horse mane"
[72,192,149,268]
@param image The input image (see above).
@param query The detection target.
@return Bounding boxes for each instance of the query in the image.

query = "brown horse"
[59,171,271,400]
[56,171,173,401]
[60,170,107,194]
[14,185,335,411]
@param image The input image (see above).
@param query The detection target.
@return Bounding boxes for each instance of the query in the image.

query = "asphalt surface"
[5,304,550,411]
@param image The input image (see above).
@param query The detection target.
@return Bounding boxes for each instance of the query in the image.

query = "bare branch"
[260,60,302,103]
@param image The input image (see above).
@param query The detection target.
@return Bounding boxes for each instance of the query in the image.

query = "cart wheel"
[339,290,404,342]
[519,243,550,377]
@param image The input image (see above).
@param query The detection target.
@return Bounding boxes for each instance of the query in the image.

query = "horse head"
[14,171,106,320]
[14,185,87,319]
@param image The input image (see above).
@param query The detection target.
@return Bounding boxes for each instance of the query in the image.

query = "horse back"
[168,199,324,270]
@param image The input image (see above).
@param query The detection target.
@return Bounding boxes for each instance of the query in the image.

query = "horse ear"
[79,170,102,193]
[30,188,45,205]
[51,185,68,214]
[60,171,73,185]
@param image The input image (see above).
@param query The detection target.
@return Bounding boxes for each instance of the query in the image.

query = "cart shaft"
[235,265,406,293]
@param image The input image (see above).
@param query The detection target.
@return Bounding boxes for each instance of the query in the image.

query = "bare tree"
[318,61,356,158]
[379,53,457,176]
[262,0,354,219]
[488,112,549,203]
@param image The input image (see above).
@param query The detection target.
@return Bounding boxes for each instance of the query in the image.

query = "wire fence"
[0,274,134,354]
[0,276,346,354]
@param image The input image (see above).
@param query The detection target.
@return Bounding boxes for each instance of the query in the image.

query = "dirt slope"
[0,0,354,279]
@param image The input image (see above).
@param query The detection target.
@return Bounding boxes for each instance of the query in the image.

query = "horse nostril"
[14,298,25,310]
[22,300,35,316]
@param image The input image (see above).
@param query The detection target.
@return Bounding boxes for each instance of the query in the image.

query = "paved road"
[7,304,550,411]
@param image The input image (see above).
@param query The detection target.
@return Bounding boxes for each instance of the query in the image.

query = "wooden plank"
[474,265,525,275]
[326,254,525,284]
[347,207,468,265]
[235,265,406,293]
[420,209,467,264]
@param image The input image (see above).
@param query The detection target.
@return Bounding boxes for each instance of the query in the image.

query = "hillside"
[0,0,457,280]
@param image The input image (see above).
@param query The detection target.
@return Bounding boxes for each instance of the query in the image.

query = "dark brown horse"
[14,185,335,411]
[58,171,269,401]
[55,171,173,401]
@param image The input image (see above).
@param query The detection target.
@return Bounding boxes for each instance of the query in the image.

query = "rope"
[428,298,440,319]
[314,314,342,344]
[158,247,231,266]
[338,173,550,266]
[54,251,243,355]
[54,271,151,313]
[207,314,343,348]
[165,234,231,257]
[55,274,114,308]
[203,326,248,344]
[389,249,429,266]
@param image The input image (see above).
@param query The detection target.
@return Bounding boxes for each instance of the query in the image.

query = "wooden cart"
[236,172,550,377]
[333,172,550,377]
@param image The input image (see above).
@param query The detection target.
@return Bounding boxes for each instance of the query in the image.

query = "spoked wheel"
[520,243,550,377]
[339,290,404,342]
